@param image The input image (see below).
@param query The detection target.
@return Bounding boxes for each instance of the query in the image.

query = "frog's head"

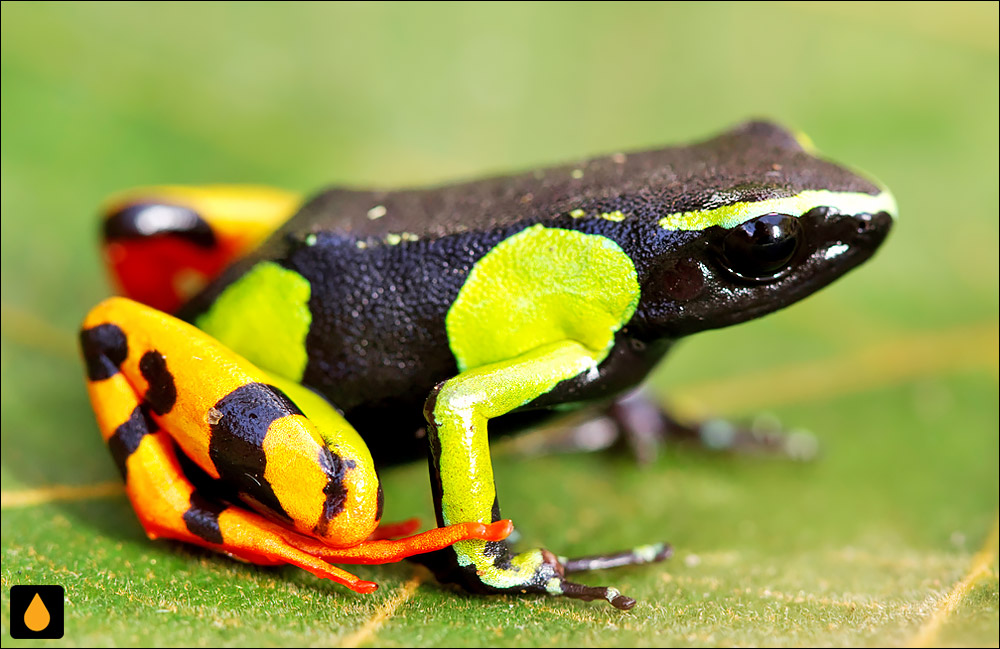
[630,122,896,338]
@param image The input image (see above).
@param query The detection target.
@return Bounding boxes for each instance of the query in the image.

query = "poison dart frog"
[80,121,895,610]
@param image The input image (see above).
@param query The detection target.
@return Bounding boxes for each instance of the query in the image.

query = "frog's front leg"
[526,390,820,464]
[418,340,671,610]
[80,297,511,594]
[605,390,820,464]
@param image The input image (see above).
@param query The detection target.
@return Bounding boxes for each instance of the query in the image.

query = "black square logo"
[9,585,64,639]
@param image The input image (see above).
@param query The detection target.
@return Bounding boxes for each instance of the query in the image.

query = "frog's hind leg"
[279,520,514,565]
[101,185,301,312]
[80,297,510,593]
[366,518,422,541]
[80,346,379,592]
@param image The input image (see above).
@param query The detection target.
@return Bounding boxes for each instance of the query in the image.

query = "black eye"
[719,213,802,281]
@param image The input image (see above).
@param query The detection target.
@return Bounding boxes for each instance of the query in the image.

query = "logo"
[9,585,64,639]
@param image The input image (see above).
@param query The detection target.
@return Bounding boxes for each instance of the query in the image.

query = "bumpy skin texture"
[91,121,893,607]
[250,120,878,241]
[179,121,888,463]
[80,296,517,594]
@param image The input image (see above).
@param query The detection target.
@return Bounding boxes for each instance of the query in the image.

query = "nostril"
[855,212,875,235]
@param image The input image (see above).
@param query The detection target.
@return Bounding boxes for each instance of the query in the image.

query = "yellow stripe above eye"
[658,189,898,231]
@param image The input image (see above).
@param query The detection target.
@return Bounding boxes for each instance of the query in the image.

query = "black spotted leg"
[80,297,511,594]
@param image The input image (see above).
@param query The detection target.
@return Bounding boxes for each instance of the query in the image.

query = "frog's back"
[178,120,890,463]
[273,121,878,244]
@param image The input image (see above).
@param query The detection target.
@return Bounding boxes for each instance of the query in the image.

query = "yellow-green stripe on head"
[659,188,898,231]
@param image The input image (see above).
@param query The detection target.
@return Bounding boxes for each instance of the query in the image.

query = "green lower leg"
[422,341,671,609]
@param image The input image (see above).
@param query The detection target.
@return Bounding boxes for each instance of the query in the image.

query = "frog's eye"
[718,213,802,281]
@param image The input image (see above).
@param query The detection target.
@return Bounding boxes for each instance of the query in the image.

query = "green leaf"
[2,3,997,646]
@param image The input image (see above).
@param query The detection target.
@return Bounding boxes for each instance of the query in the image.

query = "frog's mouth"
[636,207,893,338]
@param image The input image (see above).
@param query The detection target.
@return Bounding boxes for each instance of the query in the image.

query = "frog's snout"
[837,208,893,259]
[851,209,893,242]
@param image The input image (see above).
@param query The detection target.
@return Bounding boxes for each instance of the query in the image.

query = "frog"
[80,121,895,610]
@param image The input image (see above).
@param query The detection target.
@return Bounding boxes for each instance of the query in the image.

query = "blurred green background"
[2,2,997,646]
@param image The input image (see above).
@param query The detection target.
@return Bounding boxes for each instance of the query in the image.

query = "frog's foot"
[120,428,510,594]
[367,518,422,541]
[415,539,671,610]
[616,390,819,463]
[281,520,514,565]
[81,404,383,593]
[535,390,819,464]
[80,297,511,594]
[561,542,674,573]
[422,341,679,609]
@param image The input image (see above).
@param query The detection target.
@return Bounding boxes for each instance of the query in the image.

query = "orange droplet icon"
[24,592,51,632]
